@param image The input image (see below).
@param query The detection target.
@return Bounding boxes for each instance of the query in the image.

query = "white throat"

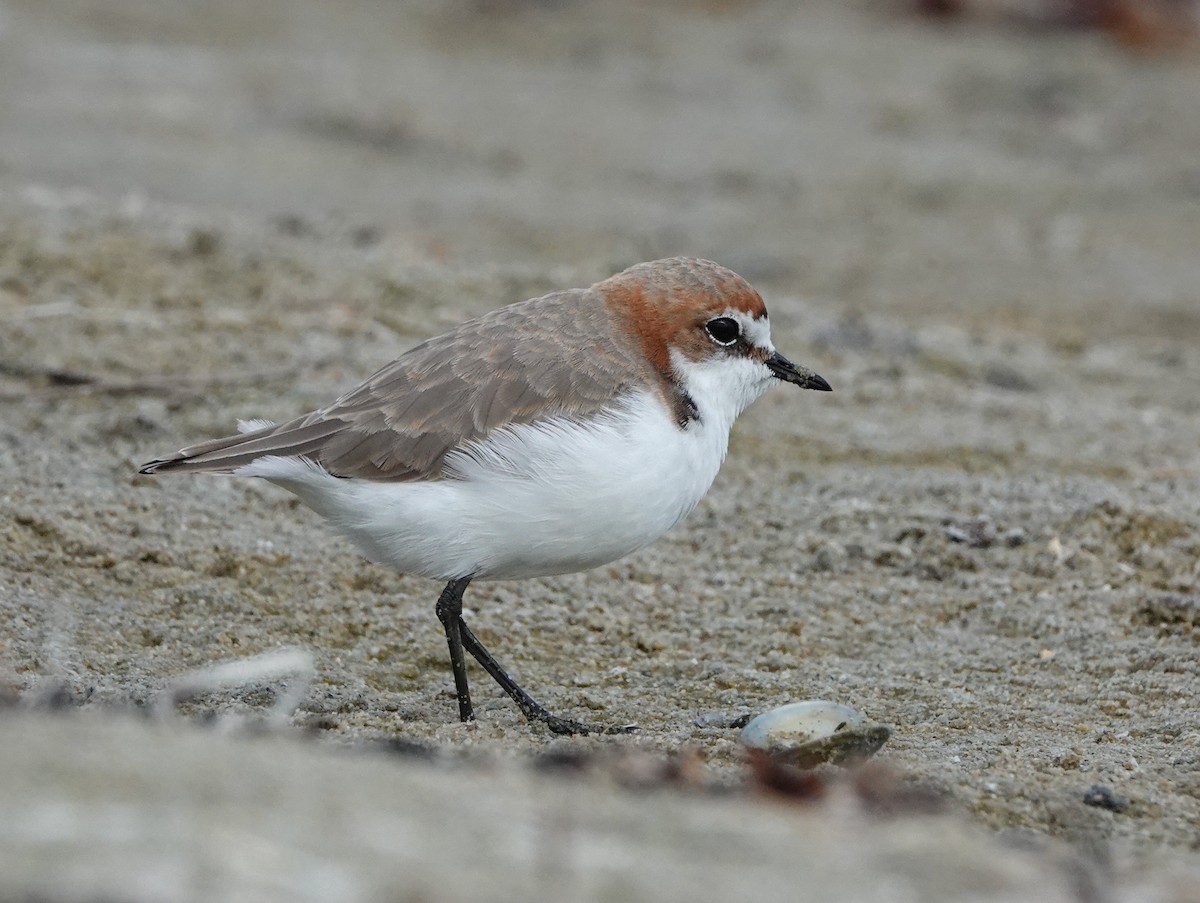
[669,347,774,437]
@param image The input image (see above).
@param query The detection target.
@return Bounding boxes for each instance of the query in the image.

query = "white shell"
[740,700,890,769]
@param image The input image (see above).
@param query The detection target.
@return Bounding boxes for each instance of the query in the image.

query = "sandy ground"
[1,1,1199,900]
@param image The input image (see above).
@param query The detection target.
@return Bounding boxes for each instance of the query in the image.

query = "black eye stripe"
[705,317,740,346]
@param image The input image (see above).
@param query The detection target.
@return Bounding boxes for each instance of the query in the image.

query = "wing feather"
[140,287,650,481]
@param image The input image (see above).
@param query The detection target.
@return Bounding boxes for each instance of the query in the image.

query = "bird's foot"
[532,711,639,736]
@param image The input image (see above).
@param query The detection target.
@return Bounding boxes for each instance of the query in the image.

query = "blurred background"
[2,0,1198,336]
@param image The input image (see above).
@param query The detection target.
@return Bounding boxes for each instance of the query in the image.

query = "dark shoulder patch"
[674,390,700,428]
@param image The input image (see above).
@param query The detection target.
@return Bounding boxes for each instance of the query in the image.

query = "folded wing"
[139,288,646,482]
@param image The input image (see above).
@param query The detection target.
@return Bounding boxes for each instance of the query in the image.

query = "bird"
[139,257,831,734]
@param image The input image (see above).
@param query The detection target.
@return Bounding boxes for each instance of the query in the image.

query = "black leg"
[434,577,475,722]
[434,578,636,735]
[457,617,631,735]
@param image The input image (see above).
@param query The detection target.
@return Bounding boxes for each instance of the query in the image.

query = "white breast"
[239,383,755,581]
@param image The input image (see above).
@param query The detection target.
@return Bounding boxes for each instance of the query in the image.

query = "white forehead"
[723,308,774,350]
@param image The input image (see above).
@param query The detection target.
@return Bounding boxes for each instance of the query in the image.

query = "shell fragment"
[740,700,891,769]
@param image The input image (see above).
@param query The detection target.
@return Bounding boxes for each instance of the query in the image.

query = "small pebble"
[1003,527,1027,547]
[692,710,746,728]
[1082,784,1128,812]
[945,516,997,548]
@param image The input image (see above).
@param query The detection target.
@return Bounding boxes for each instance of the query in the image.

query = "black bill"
[765,351,832,392]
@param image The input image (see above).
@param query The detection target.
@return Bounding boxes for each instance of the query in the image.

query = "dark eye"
[705,317,740,346]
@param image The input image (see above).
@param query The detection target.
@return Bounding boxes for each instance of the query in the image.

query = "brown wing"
[139,288,648,481]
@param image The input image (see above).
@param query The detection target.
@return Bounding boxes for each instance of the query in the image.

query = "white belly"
[243,390,734,580]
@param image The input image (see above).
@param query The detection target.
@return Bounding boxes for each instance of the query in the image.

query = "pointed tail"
[138,418,344,476]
